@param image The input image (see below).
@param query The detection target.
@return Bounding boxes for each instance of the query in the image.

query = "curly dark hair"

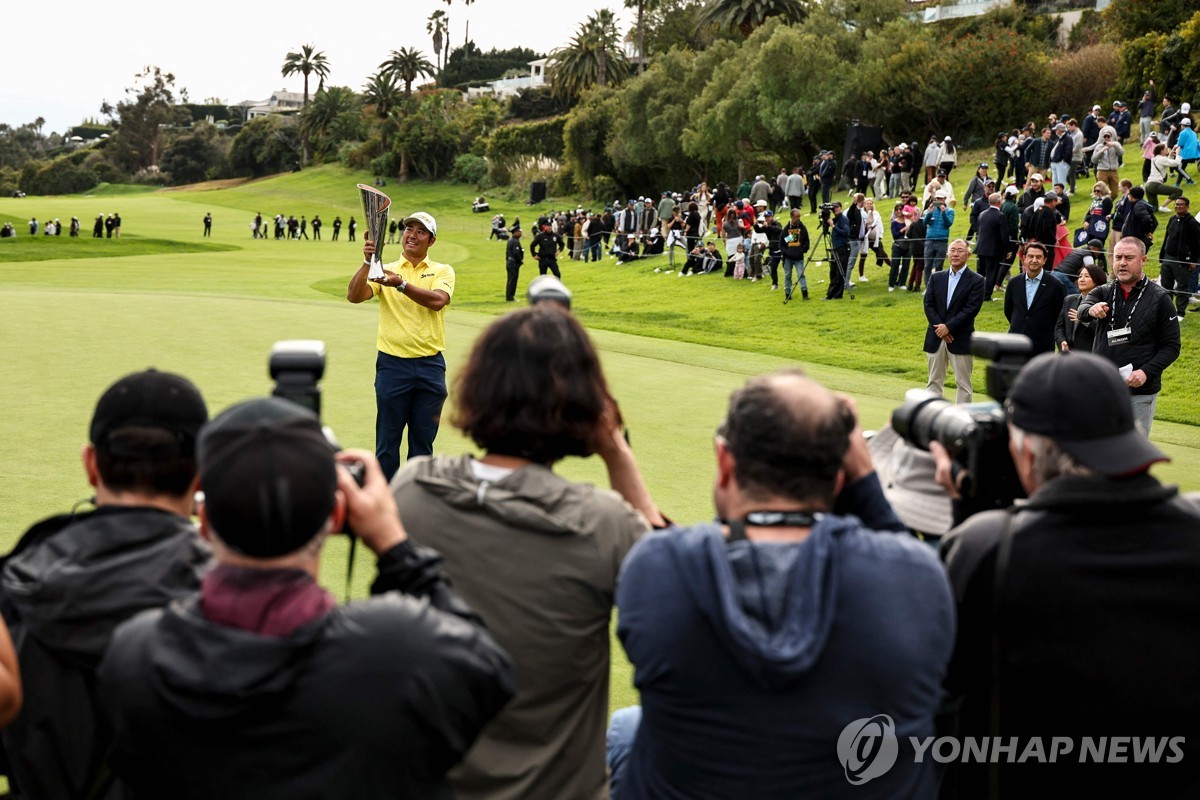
[718,369,854,506]
[452,306,609,464]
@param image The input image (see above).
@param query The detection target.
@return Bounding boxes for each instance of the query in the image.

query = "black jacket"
[530,231,563,263]
[1055,293,1097,353]
[975,206,1011,260]
[98,541,514,800]
[847,204,864,241]
[1160,212,1200,265]
[1005,271,1067,354]
[818,158,837,185]
[1026,137,1054,170]
[1081,114,1102,147]
[505,236,524,266]
[940,474,1200,799]
[0,506,211,800]
[1078,276,1182,395]
[1121,199,1158,249]
[1051,134,1074,164]
[782,218,810,259]
[1017,186,1044,214]
[1027,206,1059,249]
[924,267,986,355]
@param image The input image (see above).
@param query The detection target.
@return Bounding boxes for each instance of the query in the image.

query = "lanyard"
[1111,275,1146,327]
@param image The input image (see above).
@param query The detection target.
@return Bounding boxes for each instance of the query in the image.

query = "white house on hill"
[465,59,548,100]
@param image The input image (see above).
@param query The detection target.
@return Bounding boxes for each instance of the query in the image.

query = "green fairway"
[4,164,1200,717]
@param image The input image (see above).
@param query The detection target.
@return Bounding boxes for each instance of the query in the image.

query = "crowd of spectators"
[488,90,1200,322]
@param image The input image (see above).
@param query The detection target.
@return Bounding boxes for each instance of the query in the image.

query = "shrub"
[1046,43,1121,116]
[484,117,567,163]
[369,153,397,178]
[590,174,622,204]
[550,165,576,197]
[1067,10,1105,50]
[450,154,488,185]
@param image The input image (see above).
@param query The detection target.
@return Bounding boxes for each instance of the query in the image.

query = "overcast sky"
[2,0,628,135]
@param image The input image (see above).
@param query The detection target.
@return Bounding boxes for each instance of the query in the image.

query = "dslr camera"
[891,333,1032,523]
[269,340,365,492]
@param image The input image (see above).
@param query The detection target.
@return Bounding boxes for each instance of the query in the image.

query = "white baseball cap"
[935,191,947,200]
[401,212,437,237]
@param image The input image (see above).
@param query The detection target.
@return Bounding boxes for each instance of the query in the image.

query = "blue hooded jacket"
[614,477,954,799]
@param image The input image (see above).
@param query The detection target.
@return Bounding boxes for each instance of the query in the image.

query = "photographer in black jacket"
[0,370,211,800]
[937,352,1200,799]
[98,398,514,800]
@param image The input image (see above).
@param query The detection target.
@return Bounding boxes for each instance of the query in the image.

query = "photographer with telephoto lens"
[933,351,1200,798]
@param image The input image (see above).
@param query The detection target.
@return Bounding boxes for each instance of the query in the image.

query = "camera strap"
[989,507,1018,800]
[344,535,358,604]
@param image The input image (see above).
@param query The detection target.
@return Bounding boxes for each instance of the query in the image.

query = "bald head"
[719,370,853,505]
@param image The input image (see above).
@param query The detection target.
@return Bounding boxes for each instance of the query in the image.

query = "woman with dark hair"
[994,132,1011,184]
[937,136,957,178]
[1055,262,1107,353]
[390,306,662,800]
[684,201,702,252]
[963,163,991,208]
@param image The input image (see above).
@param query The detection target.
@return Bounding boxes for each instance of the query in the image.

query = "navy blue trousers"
[375,351,447,480]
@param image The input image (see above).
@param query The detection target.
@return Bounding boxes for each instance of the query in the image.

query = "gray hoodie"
[1090,125,1124,170]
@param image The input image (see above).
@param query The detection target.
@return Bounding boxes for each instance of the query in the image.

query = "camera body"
[268,340,365,493]
[269,340,326,417]
[891,333,1033,522]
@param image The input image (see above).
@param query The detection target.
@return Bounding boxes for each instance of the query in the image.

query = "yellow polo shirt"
[369,256,456,358]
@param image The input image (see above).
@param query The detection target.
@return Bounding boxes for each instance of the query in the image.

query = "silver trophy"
[357,183,392,280]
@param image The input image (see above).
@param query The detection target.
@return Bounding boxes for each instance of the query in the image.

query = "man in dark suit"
[924,239,987,402]
[974,192,1012,300]
[1005,242,1067,353]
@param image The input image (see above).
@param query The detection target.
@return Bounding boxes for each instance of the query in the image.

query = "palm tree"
[281,44,331,108]
[548,10,631,100]
[623,0,661,75]
[363,71,405,151]
[427,10,449,73]
[302,86,360,157]
[379,47,436,97]
[696,0,809,37]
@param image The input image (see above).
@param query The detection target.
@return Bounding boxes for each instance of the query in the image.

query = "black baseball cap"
[90,369,208,457]
[1006,353,1168,477]
[198,397,337,557]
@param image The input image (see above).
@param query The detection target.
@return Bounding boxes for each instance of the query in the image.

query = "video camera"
[819,203,836,223]
[891,333,1032,524]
